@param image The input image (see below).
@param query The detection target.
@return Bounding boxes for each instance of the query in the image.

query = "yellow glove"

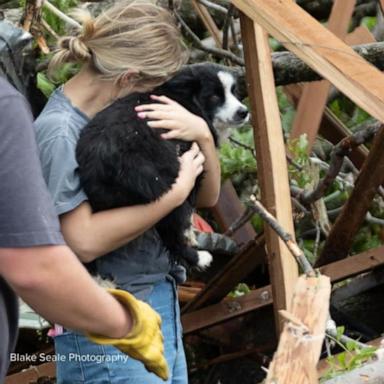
[87,288,169,381]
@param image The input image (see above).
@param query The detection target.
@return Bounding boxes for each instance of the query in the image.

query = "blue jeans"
[54,279,188,383]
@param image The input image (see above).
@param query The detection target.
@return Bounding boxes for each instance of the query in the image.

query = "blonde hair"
[49,0,187,90]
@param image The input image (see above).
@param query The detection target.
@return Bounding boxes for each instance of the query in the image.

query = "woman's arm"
[60,144,205,262]
[136,94,221,208]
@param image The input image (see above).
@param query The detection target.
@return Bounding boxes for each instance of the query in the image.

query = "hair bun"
[59,35,91,61]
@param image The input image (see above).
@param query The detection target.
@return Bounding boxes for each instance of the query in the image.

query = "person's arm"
[60,143,205,262]
[136,94,221,208]
[0,245,132,338]
[0,91,130,338]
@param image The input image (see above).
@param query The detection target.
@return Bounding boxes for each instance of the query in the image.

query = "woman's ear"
[118,69,140,88]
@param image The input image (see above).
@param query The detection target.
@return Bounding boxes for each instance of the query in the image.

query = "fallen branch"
[43,0,81,28]
[245,197,370,351]
[174,9,244,65]
[299,123,381,206]
[249,196,314,275]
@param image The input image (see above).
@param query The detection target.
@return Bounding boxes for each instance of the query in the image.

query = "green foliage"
[42,0,79,36]
[276,87,296,135]
[37,62,80,96]
[287,134,312,188]
[320,326,377,382]
[219,126,256,181]
[361,16,377,31]
[227,283,251,298]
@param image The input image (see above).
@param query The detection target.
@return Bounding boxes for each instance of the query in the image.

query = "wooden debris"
[182,285,273,334]
[240,15,298,332]
[232,0,384,122]
[316,125,384,266]
[265,275,331,384]
[290,0,356,152]
[181,235,266,313]
[191,0,222,47]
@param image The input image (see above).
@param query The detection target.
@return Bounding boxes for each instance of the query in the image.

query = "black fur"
[76,63,245,267]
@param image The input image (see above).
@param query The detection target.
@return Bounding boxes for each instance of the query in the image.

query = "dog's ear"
[163,66,201,96]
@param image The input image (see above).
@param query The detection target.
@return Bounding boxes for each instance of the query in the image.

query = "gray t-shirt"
[34,87,186,300]
[0,78,64,381]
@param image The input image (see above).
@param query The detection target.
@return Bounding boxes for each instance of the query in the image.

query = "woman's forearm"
[60,186,186,262]
[195,134,221,208]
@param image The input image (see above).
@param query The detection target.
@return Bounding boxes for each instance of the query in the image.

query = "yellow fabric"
[86,288,169,381]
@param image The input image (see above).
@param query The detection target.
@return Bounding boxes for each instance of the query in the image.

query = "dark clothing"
[0,77,64,381]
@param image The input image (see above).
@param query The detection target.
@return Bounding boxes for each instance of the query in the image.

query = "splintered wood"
[265,275,331,384]
[231,0,384,123]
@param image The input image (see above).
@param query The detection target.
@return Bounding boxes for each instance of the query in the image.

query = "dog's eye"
[210,95,221,104]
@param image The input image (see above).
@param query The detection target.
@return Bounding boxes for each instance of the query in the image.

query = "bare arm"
[0,245,132,338]
[194,132,221,208]
[60,144,205,262]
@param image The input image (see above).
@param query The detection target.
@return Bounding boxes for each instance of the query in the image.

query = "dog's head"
[161,63,249,141]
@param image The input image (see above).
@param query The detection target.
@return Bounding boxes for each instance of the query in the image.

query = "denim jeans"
[54,278,188,383]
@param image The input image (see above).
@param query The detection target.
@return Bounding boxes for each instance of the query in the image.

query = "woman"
[34,1,221,383]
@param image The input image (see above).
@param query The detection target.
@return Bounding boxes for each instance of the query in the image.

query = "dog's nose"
[236,107,249,120]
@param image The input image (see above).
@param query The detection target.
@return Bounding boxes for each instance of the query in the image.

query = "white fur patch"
[197,250,213,269]
[94,275,116,289]
[213,71,249,134]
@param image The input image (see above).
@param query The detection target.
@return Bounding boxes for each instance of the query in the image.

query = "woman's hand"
[135,95,211,143]
[171,142,205,203]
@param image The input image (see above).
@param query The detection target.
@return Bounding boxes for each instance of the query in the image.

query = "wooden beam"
[316,125,384,266]
[182,285,273,334]
[265,275,331,384]
[191,0,222,47]
[181,245,384,335]
[211,179,257,246]
[231,0,384,123]
[181,235,266,313]
[285,24,376,167]
[240,15,298,332]
[290,0,356,151]
[320,245,384,283]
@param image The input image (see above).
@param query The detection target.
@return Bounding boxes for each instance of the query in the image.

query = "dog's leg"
[157,205,213,269]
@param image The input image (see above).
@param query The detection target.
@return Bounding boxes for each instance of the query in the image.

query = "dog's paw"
[196,250,213,270]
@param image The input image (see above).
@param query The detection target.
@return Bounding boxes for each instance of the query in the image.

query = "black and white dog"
[76,63,249,269]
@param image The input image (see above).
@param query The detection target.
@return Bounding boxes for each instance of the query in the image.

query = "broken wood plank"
[181,235,266,313]
[290,0,356,151]
[231,0,384,122]
[265,275,331,384]
[316,124,384,266]
[182,285,273,334]
[240,15,298,332]
[211,179,257,246]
